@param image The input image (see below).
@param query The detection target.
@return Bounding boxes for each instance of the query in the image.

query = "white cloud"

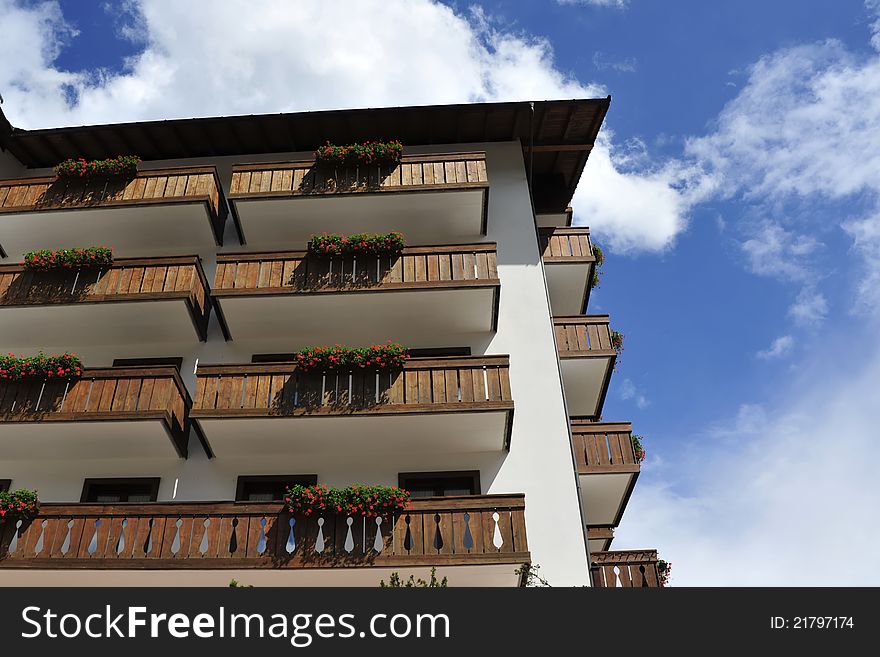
[558,0,628,8]
[756,335,794,360]
[619,378,650,408]
[788,287,829,326]
[616,343,880,585]
[592,51,637,73]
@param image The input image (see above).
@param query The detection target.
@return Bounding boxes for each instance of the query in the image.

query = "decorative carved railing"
[571,421,640,475]
[554,315,616,357]
[0,495,528,570]
[0,366,191,456]
[192,356,513,418]
[591,550,661,588]
[539,227,594,262]
[213,244,499,295]
[229,152,488,198]
[0,166,227,244]
[0,256,211,340]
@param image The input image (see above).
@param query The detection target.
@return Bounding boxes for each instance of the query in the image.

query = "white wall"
[1,141,590,584]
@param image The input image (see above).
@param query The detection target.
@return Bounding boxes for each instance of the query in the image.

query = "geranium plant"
[293,342,408,373]
[657,559,671,587]
[0,352,83,381]
[631,433,646,463]
[0,488,40,523]
[591,243,605,289]
[23,247,113,271]
[308,232,405,257]
[610,330,624,357]
[314,140,404,167]
[54,155,141,179]
[284,484,411,518]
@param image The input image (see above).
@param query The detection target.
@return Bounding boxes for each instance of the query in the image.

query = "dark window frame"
[398,471,481,497]
[112,357,183,369]
[80,477,161,503]
[0,479,10,493]
[235,474,318,502]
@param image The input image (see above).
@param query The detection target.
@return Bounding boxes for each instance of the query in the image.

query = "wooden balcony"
[0,166,227,259]
[539,227,596,314]
[0,256,211,351]
[555,315,616,417]
[212,244,499,345]
[572,420,640,527]
[0,495,528,586]
[228,152,489,247]
[192,356,513,461]
[591,550,662,588]
[0,366,191,460]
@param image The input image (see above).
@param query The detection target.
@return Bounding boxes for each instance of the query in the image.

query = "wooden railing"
[571,420,640,475]
[0,495,528,570]
[539,227,594,262]
[213,244,499,295]
[554,315,616,357]
[229,152,489,198]
[192,356,513,419]
[591,550,662,588]
[0,366,191,456]
[0,166,227,244]
[0,256,211,340]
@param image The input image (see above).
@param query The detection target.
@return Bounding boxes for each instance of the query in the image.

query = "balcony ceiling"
[0,98,610,214]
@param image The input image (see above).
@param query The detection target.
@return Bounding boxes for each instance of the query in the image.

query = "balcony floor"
[195,409,511,460]
[0,203,219,259]
[0,299,199,351]
[579,471,638,527]
[232,189,487,248]
[0,420,182,461]
[216,286,497,346]
[560,356,614,418]
[545,262,591,315]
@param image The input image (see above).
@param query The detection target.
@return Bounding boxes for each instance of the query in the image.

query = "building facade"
[0,99,661,586]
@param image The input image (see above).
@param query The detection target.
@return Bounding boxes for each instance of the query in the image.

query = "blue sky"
[2,0,879,584]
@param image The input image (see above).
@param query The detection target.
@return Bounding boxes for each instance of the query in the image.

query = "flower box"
[292,342,407,373]
[0,352,83,381]
[631,433,646,463]
[307,232,405,257]
[284,484,410,518]
[0,489,39,523]
[54,155,141,179]
[22,247,113,271]
[314,140,403,167]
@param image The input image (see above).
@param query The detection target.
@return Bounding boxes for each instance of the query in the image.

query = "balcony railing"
[0,256,211,342]
[539,227,594,262]
[214,244,498,294]
[0,495,528,571]
[571,421,640,475]
[0,366,191,457]
[227,153,490,246]
[591,550,662,588]
[0,166,228,256]
[554,315,616,358]
[193,356,511,417]
[230,152,488,199]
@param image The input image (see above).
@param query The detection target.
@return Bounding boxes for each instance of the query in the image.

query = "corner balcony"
[0,366,191,460]
[539,227,596,314]
[228,153,489,247]
[0,495,529,586]
[0,166,227,259]
[0,256,211,351]
[212,244,499,345]
[192,356,513,459]
[572,420,640,528]
[554,316,616,418]
[591,550,662,588]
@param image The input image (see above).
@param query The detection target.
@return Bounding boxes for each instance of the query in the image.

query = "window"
[80,478,160,503]
[112,357,183,369]
[235,475,318,502]
[398,471,480,498]
[0,479,10,493]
